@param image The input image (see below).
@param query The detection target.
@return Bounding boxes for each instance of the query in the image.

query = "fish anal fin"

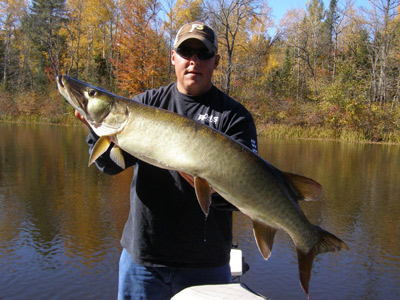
[110,145,125,169]
[89,136,111,166]
[297,226,349,298]
[284,172,323,201]
[252,220,277,260]
[194,177,212,217]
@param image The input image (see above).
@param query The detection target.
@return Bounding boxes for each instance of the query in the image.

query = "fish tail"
[297,226,349,298]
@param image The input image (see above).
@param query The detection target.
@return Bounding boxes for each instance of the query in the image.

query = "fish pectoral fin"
[110,145,125,169]
[284,172,323,201]
[297,226,349,298]
[194,177,212,217]
[88,136,111,167]
[252,220,277,260]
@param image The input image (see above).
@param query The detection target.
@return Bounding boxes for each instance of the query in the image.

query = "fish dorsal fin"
[283,172,323,201]
[252,220,277,260]
[110,145,125,169]
[88,136,111,167]
[194,177,212,217]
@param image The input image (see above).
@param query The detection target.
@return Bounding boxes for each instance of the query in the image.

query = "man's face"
[171,39,220,96]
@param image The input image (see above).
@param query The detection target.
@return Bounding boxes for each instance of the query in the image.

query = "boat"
[171,248,267,299]
[171,283,266,299]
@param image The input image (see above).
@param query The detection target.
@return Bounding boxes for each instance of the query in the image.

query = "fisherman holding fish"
[75,22,258,299]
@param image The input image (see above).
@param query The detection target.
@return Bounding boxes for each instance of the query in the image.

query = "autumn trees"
[269,0,400,140]
[113,0,169,95]
[0,0,399,142]
[364,0,400,106]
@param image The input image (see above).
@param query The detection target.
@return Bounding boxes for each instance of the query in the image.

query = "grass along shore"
[258,123,400,145]
[2,113,400,145]
[1,84,399,145]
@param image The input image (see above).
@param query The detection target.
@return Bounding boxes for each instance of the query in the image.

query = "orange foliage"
[113,0,169,96]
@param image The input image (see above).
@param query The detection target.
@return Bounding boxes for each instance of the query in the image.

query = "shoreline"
[257,124,400,146]
[2,118,399,146]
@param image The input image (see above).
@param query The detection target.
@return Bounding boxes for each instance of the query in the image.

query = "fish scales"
[118,101,310,238]
[57,75,348,298]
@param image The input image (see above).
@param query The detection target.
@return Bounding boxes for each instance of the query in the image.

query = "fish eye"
[88,89,97,97]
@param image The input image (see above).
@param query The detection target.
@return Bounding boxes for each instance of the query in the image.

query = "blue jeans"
[118,249,232,300]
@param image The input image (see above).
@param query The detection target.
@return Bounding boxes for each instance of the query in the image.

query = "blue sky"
[269,0,370,23]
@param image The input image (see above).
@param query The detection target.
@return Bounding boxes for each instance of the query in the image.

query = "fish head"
[57,75,129,136]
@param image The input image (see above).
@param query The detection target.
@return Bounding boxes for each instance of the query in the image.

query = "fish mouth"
[57,75,65,89]
[56,75,88,117]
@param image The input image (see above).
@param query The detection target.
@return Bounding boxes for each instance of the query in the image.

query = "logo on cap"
[190,24,204,32]
[174,22,218,52]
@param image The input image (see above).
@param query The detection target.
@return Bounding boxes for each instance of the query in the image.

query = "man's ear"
[171,50,176,66]
[214,54,220,69]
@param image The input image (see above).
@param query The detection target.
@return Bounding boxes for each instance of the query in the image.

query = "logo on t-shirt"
[197,113,219,125]
[251,139,258,153]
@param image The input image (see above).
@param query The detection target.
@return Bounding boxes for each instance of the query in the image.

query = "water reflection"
[235,139,400,299]
[0,123,131,299]
[0,124,399,299]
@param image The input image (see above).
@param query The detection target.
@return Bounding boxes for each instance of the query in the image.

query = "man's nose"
[188,53,201,64]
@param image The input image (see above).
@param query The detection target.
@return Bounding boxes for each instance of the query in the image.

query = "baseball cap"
[173,22,218,53]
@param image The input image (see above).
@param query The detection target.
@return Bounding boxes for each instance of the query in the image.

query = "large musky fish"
[57,75,348,298]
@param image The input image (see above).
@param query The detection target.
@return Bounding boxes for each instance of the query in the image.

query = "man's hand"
[74,110,90,128]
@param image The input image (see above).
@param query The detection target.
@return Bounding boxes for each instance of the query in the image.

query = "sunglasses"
[176,46,215,60]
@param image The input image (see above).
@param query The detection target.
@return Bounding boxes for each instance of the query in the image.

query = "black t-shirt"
[87,83,258,268]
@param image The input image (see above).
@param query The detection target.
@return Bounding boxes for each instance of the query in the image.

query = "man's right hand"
[74,110,90,128]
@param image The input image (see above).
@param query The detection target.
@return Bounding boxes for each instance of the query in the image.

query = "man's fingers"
[74,110,90,127]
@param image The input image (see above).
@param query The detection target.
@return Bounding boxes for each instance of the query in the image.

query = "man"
[76,22,258,299]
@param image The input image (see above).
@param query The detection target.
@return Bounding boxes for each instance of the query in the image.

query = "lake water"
[0,123,399,299]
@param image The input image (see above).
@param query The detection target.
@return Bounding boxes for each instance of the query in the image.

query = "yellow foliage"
[0,0,28,20]
[165,0,204,34]
[263,53,279,74]
[64,0,117,74]
[175,0,203,26]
